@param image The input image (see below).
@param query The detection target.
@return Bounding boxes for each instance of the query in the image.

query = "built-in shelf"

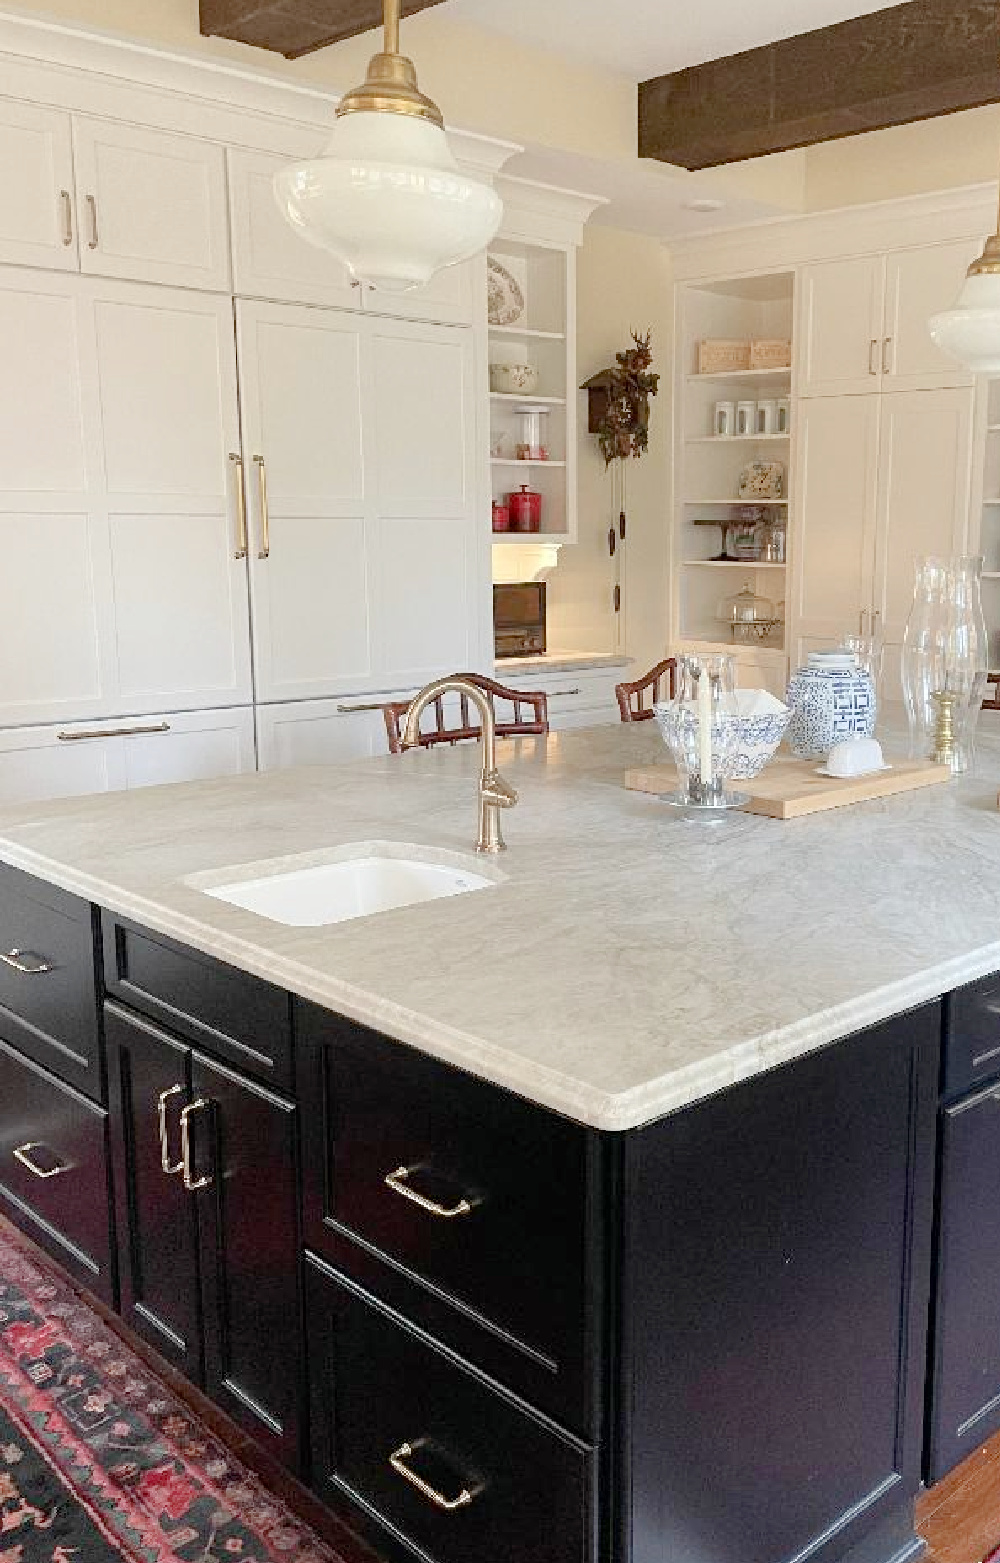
[686,433,790,445]
[680,635,787,655]
[489,324,566,342]
[491,532,568,544]
[682,560,787,570]
[685,497,789,507]
[988,424,1000,433]
[491,458,567,469]
[687,367,791,383]
[984,499,1000,507]
[490,392,566,406]
[982,571,1000,579]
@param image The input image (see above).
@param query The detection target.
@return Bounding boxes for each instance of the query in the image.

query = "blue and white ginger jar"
[785,651,876,760]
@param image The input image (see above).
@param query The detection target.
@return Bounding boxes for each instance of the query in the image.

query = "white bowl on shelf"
[490,363,539,395]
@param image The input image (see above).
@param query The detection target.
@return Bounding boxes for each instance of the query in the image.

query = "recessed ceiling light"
[682,196,725,213]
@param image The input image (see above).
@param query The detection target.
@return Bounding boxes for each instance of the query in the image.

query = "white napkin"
[731,689,790,718]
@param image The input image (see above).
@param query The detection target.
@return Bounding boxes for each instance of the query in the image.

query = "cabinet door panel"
[799,255,884,396]
[359,258,475,325]
[73,118,230,291]
[237,301,372,702]
[927,1080,1000,1481]
[884,241,980,391]
[256,694,414,769]
[120,707,256,788]
[873,388,973,698]
[0,721,122,804]
[192,1051,301,1472]
[105,1004,202,1381]
[228,147,359,311]
[0,101,76,271]
[790,394,880,656]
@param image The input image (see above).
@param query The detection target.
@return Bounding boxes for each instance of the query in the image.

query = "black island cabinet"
[0,864,988,1563]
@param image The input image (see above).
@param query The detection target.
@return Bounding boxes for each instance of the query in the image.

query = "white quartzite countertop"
[0,724,999,1132]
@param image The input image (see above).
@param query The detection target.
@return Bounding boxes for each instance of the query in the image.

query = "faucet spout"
[402,677,518,854]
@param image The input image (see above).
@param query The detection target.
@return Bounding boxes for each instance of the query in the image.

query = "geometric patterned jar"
[785,650,877,760]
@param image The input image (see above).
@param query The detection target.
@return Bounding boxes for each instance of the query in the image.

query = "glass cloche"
[717,581,777,644]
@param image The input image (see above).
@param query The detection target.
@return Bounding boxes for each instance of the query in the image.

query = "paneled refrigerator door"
[236,299,373,703]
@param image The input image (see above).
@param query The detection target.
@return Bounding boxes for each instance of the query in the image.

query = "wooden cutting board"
[624,757,951,819]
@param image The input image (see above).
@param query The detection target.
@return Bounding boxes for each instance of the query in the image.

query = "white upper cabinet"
[359,261,474,326]
[798,255,885,397]
[228,147,359,311]
[882,241,980,390]
[0,101,76,270]
[72,118,231,291]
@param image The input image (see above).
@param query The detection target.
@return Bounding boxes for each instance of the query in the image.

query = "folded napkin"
[731,688,790,718]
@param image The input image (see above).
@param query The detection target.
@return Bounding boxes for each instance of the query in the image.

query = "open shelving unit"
[672,270,796,696]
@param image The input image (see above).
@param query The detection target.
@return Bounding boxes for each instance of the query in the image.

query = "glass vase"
[660,653,741,806]
[900,556,989,774]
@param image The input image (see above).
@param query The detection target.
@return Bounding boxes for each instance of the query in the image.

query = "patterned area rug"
[0,1218,340,1563]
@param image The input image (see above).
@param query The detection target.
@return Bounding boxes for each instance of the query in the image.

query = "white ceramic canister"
[714,400,735,437]
[736,400,756,436]
[785,651,877,760]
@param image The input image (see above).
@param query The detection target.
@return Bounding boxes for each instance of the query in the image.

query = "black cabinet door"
[105,1003,203,1382]
[927,1078,1000,1481]
[191,1050,302,1473]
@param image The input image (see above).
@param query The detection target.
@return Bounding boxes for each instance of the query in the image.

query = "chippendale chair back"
[615,659,678,723]
[383,673,548,753]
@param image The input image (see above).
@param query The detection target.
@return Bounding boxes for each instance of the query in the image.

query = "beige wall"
[545,225,672,673]
[5,0,636,160]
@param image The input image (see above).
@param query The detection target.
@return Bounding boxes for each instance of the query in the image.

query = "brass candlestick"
[931,689,958,770]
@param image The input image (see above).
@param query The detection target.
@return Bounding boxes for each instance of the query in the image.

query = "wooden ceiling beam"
[199,0,448,58]
[638,0,1000,171]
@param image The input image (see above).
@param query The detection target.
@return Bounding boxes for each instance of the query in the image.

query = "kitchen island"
[0,724,999,1563]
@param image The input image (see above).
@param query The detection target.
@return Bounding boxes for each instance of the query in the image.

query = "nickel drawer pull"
[384,1164,473,1219]
[86,193,98,250]
[180,1098,213,1191]
[157,1085,185,1176]
[389,1441,476,1512]
[14,1142,67,1180]
[337,701,390,714]
[58,723,171,742]
[0,949,53,975]
[549,687,582,697]
[59,189,73,246]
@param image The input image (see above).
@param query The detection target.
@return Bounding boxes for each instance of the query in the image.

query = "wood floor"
[918,1430,1000,1563]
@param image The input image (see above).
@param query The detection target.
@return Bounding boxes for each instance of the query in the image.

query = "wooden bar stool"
[615,659,677,723]
[383,673,549,754]
[983,673,1000,710]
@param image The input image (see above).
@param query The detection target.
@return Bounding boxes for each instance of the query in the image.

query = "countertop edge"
[0,837,992,1133]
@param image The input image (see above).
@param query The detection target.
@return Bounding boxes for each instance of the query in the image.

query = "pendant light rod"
[383,0,400,57]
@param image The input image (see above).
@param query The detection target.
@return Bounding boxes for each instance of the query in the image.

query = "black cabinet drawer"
[307,1255,595,1563]
[103,913,292,1091]
[943,976,1000,1098]
[298,1003,598,1433]
[0,865,99,1098]
[0,1037,114,1302]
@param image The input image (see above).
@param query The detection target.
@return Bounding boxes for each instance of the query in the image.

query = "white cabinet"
[228,147,474,323]
[256,695,412,769]
[237,299,485,704]
[0,101,75,270]
[0,268,253,727]
[791,388,973,678]
[72,118,231,291]
[0,707,255,805]
[799,241,979,397]
[497,663,623,730]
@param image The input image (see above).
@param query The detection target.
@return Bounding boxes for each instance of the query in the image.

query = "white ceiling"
[439,0,911,81]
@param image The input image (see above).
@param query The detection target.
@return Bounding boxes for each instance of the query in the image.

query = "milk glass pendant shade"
[273,0,502,292]
[929,217,1000,373]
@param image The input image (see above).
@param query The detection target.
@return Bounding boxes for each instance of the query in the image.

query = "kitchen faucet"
[402,677,518,853]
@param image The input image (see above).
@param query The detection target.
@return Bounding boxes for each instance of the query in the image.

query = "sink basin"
[201,852,496,927]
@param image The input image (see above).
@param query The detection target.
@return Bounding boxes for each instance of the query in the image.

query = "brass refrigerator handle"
[254,454,270,559]
[180,1098,213,1191]
[229,453,247,558]
[157,1085,185,1176]
[14,1142,67,1180]
[59,189,73,246]
[388,1442,476,1512]
[86,193,98,250]
[869,338,878,376]
[0,948,53,975]
[882,336,893,375]
[384,1164,473,1219]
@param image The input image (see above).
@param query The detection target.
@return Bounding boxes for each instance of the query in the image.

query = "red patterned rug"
[0,1218,341,1563]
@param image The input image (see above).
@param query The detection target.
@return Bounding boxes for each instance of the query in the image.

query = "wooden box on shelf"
[697,339,751,375]
[749,338,792,370]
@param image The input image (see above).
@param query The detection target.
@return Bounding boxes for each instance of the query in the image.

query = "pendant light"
[929,182,1000,372]
[273,0,502,293]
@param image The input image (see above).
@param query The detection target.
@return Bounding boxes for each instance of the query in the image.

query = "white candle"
[697,666,713,788]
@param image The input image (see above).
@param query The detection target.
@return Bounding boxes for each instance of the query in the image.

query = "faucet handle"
[481,770,518,809]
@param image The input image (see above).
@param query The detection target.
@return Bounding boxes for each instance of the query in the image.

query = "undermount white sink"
[201,852,495,927]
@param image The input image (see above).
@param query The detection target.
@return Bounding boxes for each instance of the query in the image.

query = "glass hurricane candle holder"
[901,556,989,774]
[655,653,746,810]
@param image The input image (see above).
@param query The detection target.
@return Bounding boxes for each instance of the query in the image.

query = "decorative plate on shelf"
[488,257,525,326]
[738,461,785,500]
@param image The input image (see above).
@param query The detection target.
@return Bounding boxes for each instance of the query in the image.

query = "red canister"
[508,484,542,533]
[491,499,511,532]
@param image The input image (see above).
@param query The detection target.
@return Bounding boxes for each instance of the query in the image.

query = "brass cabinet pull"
[14,1142,67,1180]
[157,1085,185,1176]
[229,452,247,559]
[384,1164,472,1219]
[882,336,893,375]
[57,722,171,742]
[59,189,73,246]
[869,338,878,376]
[180,1098,213,1191]
[253,454,270,559]
[85,193,98,250]
[0,948,53,975]
[388,1442,476,1511]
